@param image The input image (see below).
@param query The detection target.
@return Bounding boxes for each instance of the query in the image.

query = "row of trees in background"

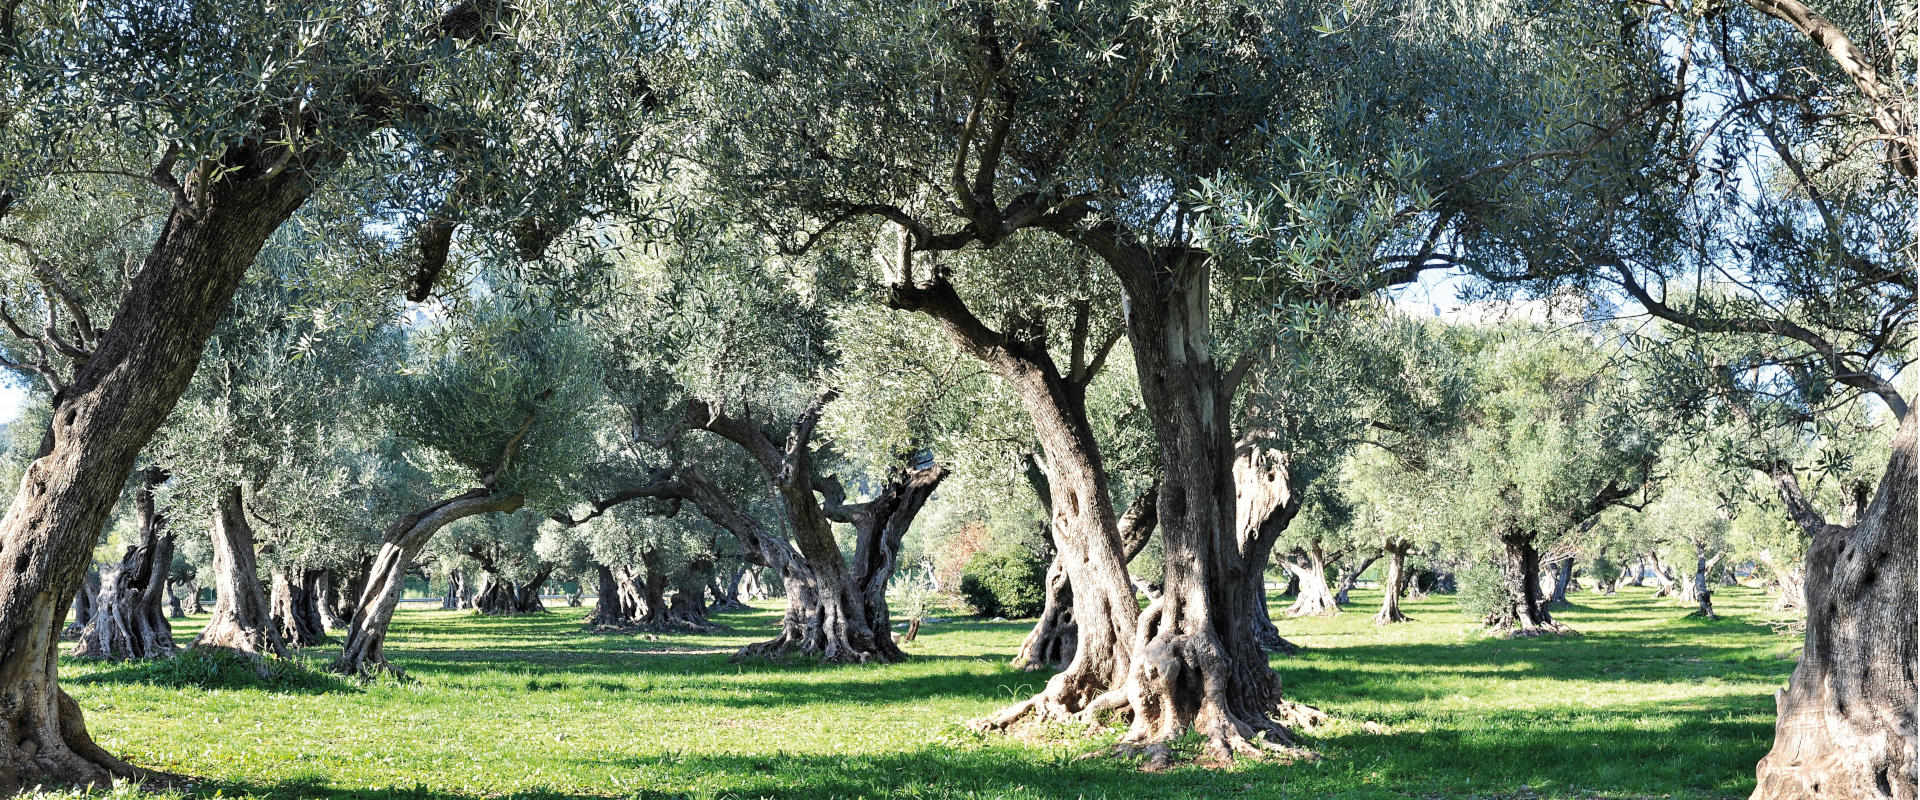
[0,0,1907,795]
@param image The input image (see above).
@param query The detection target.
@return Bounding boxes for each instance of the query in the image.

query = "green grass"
[38,585,1798,800]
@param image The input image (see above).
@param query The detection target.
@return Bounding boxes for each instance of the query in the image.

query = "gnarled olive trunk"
[1231,445,1302,655]
[1646,551,1679,597]
[1374,541,1413,624]
[888,264,1141,719]
[314,569,349,631]
[1098,251,1321,767]
[191,485,286,658]
[1683,552,1720,619]
[468,548,552,616]
[1281,543,1339,618]
[588,563,637,627]
[440,569,466,610]
[1751,413,1916,800]
[61,570,100,640]
[335,489,523,677]
[269,568,328,647]
[1332,553,1380,607]
[1486,532,1564,635]
[830,463,949,663]
[1544,556,1575,609]
[0,152,321,790]
[72,468,176,661]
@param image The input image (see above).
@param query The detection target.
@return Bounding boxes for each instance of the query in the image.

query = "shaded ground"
[37,585,1797,799]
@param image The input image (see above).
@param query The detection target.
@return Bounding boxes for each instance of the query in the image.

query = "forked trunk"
[192,486,287,657]
[72,468,176,661]
[829,463,949,663]
[1545,556,1575,609]
[1281,544,1339,618]
[472,563,552,616]
[1374,542,1413,624]
[1750,412,1915,800]
[269,568,328,647]
[1332,553,1380,607]
[587,563,637,627]
[335,489,523,677]
[1486,532,1565,636]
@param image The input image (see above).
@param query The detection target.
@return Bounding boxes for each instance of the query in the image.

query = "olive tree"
[686,0,1658,762]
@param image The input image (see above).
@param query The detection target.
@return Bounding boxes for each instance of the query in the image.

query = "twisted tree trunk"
[440,569,466,610]
[1684,553,1721,619]
[269,568,328,647]
[334,489,523,677]
[314,569,349,631]
[467,547,551,616]
[1332,553,1381,607]
[72,468,176,661]
[587,564,637,627]
[1545,556,1575,609]
[1095,249,1322,768]
[1374,540,1413,624]
[1486,531,1565,636]
[1751,412,1916,800]
[192,485,286,657]
[1281,542,1339,618]
[887,267,1141,722]
[825,462,949,663]
[1232,445,1303,654]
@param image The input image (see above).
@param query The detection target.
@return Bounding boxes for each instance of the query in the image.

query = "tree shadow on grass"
[180,774,621,800]
[61,649,358,695]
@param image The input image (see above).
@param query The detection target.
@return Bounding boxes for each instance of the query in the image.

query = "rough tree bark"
[315,569,350,631]
[0,125,329,789]
[1231,443,1304,654]
[1332,553,1381,607]
[1485,531,1566,636]
[1373,539,1414,624]
[587,563,638,627]
[334,488,524,677]
[440,569,466,610]
[821,461,949,663]
[887,262,1143,724]
[684,393,945,665]
[269,568,328,647]
[1544,556,1576,609]
[1647,550,1680,597]
[72,468,176,661]
[1089,243,1323,767]
[60,570,100,640]
[1750,413,1916,800]
[1683,552,1722,619]
[467,547,551,616]
[191,485,287,657]
[1281,542,1341,618]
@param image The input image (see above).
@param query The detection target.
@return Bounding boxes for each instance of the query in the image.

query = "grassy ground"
[38,585,1797,800]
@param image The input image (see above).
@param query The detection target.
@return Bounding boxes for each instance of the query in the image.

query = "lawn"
[39,585,1798,800]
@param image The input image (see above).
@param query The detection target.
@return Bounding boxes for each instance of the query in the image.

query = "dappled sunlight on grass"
[40,584,1795,799]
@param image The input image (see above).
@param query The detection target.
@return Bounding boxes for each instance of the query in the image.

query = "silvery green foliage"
[438,509,554,585]
[1430,326,1664,556]
[149,237,397,558]
[1,0,678,263]
[1277,313,1475,555]
[382,294,602,512]
[684,0,1651,362]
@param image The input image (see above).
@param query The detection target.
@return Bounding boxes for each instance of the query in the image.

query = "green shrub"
[1454,560,1509,623]
[958,545,1046,618]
